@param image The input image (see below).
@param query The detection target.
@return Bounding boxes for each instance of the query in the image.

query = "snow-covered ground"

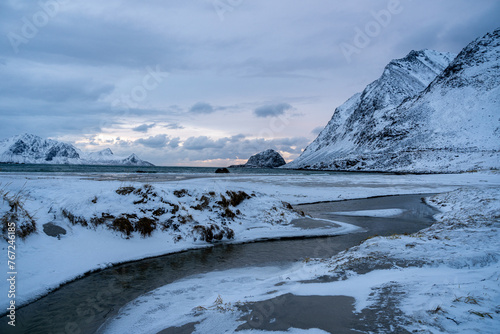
[98,181,500,334]
[1,171,500,333]
[175,170,500,205]
[0,173,354,310]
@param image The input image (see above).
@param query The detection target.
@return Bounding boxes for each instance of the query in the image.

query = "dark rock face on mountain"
[7,135,81,162]
[231,149,286,168]
[45,144,81,161]
[286,28,500,173]
[0,134,154,166]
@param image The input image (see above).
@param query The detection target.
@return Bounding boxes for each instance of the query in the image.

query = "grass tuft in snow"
[111,217,134,237]
[115,186,135,195]
[225,190,251,207]
[62,209,88,227]
[1,186,37,239]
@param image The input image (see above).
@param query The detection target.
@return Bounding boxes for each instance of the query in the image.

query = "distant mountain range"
[286,27,500,173]
[0,134,154,166]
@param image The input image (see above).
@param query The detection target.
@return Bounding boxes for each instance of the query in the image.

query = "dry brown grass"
[112,217,134,236]
[1,186,37,239]
[135,217,156,237]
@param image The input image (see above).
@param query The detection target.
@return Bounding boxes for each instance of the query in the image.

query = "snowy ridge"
[287,28,500,173]
[0,133,153,166]
[285,49,455,170]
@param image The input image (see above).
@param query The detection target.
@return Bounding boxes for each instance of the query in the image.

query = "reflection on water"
[2,194,438,334]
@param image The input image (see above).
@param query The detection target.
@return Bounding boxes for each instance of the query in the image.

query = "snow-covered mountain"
[230,149,286,168]
[0,134,154,166]
[286,28,500,173]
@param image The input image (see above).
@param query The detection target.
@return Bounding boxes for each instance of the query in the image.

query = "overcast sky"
[1,0,499,166]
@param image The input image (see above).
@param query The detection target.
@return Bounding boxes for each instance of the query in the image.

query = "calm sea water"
[0,163,344,176]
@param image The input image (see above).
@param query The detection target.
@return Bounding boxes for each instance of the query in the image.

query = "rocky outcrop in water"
[230,149,286,168]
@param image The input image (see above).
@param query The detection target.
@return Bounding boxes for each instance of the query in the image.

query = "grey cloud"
[179,134,309,158]
[254,103,293,118]
[168,137,181,148]
[189,102,215,114]
[0,64,114,103]
[132,123,155,133]
[183,136,226,150]
[229,134,246,142]
[0,102,113,139]
[164,123,184,130]
[96,132,309,165]
[135,134,170,148]
[1,5,186,69]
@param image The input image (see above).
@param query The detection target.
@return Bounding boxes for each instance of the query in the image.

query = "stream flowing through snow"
[4,194,437,334]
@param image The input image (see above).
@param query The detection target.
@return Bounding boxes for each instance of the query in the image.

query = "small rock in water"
[215,168,230,173]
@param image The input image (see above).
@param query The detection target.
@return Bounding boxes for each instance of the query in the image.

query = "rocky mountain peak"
[0,134,153,166]
[99,148,114,156]
[430,27,500,91]
[285,27,500,173]
[298,49,456,158]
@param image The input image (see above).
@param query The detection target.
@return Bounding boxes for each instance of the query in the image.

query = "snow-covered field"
[0,173,350,310]
[1,171,500,333]
[98,178,500,334]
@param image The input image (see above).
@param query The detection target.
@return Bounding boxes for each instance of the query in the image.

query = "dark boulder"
[215,167,230,173]
[231,149,286,168]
